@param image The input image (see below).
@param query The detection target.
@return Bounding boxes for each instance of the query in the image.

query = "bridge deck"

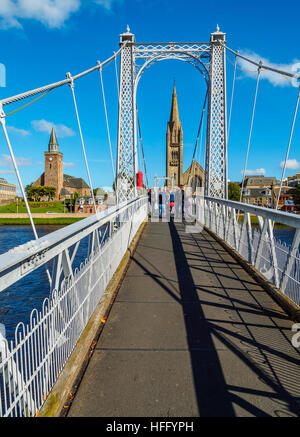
[68,220,300,417]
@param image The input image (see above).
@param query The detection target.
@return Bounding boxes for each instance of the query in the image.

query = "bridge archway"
[116,27,228,203]
[134,56,208,191]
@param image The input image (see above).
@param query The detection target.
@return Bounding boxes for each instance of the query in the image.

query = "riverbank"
[0,201,65,214]
[237,214,295,228]
[0,213,93,225]
[0,217,84,225]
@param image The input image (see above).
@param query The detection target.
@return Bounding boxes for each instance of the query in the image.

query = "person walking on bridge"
[159,189,163,218]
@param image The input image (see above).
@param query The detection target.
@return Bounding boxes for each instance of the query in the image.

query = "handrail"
[205,196,300,229]
[200,196,300,303]
[0,196,147,293]
[0,195,148,417]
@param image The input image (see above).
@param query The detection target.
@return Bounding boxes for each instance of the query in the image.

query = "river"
[0,225,89,343]
[0,224,297,343]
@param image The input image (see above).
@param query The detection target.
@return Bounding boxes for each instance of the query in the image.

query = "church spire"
[169,82,180,123]
[48,127,59,153]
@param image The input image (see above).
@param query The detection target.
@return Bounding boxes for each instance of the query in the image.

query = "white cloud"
[7,125,30,136]
[94,0,123,10]
[0,153,37,177]
[0,154,33,167]
[0,0,123,29]
[90,158,109,163]
[0,169,14,175]
[31,119,75,138]
[241,168,266,176]
[237,51,300,87]
[98,185,113,192]
[63,162,78,168]
[0,0,81,29]
[280,159,300,170]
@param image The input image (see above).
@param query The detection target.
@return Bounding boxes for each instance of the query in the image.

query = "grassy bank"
[0,217,83,226]
[237,214,291,228]
[0,201,67,214]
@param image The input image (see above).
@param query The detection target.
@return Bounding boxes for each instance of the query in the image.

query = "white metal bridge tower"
[116,26,228,202]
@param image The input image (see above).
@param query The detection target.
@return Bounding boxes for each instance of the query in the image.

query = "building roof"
[273,186,295,195]
[243,188,273,197]
[60,187,71,196]
[63,174,89,189]
[48,127,59,153]
[183,160,205,176]
[244,175,278,187]
[169,83,180,124]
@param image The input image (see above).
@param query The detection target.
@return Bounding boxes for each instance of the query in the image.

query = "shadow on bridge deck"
[68,220,300,417]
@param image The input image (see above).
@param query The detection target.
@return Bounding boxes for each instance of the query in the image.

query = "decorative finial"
[126,24,130,33]
[216,24,220,32]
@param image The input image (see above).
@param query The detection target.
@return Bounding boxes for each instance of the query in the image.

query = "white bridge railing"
[196,197,300,307]
[0,196,148,417]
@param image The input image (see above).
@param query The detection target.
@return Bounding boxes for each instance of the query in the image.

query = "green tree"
[25,185,56,201]
[93,187,105,196]
[43,186,56,200]
[228,182,241,202]
[291,184,300,208]
[73,191,80,203]
[25,184,40,201]
[25,184,33,200]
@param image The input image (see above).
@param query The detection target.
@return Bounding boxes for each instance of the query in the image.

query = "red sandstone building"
[273,186,295,211]
[33,128,90,200]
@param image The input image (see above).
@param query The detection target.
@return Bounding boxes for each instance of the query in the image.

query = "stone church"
[166,84,205,191]
[33,128,90,200]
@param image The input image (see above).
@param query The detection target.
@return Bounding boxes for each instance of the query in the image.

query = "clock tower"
[44,127,63,198]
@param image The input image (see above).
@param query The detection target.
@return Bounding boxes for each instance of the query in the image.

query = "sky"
[0,0,299,193]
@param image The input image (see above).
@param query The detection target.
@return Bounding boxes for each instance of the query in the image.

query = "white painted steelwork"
[116,26,228,202]
[0,197,148,417]
[196,197,300,306]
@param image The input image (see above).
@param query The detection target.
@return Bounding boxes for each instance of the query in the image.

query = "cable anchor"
[66,72,74,89]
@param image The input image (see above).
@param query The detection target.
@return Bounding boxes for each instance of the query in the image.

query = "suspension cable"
[226,53,257,74]
[227,52,238,143]
[227,51,298,88]
[136,116,142,178]
[114,53,120,101]
[136,105,149,188]
[239,63,262,203]
[97,61,116,191]
[114,53,120,193]
[275,86,300,210]
[224,44,300,82]
[67,73,97,214]
[0,106,52,284]
[0,111,38,236]
[5,90,52,117]
[186,89,208,187]
[0,45,125,107]
[198,99,205,168]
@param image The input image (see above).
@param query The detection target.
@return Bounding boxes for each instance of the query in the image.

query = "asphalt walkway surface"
[68,220,300,417]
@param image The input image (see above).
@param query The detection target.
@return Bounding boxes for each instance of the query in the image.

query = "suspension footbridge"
[0,26,299,418]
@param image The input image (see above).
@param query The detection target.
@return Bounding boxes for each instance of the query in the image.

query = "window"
[172,151,179,161]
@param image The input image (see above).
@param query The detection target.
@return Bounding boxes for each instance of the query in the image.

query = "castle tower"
[44,127,63,199]
[166,84,183,188]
